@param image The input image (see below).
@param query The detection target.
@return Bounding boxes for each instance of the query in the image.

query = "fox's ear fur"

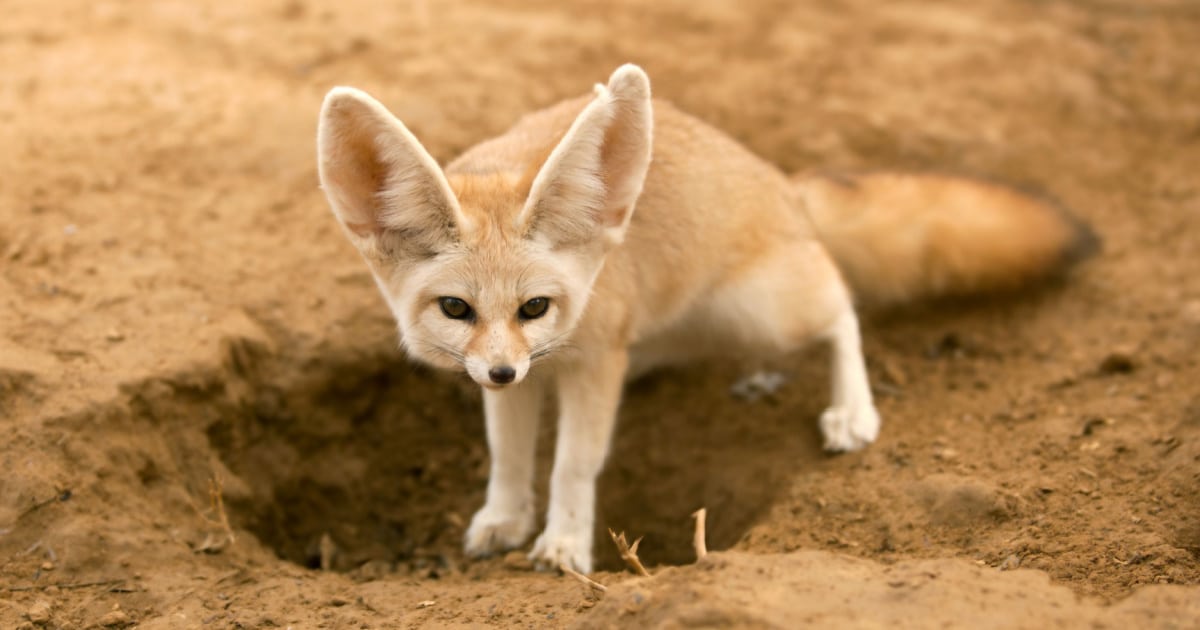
[317,87,470,255]
[520,64,653,248]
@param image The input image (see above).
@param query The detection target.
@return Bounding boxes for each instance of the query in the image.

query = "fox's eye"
[518,297,550,320]
[438,297,473,320]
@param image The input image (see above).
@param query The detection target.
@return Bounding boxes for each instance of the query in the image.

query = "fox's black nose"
[488,365,516,384]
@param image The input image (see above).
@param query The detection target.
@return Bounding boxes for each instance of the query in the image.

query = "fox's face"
[370,195,604,387]
[317,71,652,387]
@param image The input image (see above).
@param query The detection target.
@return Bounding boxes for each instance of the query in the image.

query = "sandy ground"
[2,0,1199,627]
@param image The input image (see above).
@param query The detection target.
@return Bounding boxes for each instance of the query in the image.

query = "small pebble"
[97,610,131,628]
[503,550,533,571]
[26,600,51,624]
[934,448,958,461]
[730,370,788,402]
[1099,352,1135,375]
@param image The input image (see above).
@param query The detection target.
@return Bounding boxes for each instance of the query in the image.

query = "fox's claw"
[820,404,879,452]
[529,530,592,574]
[464,504,535,558]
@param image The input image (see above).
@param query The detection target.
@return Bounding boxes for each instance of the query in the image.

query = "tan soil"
[2,0,1199,628]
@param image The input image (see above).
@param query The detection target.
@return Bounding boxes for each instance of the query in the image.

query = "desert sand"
[1,1,1198,627]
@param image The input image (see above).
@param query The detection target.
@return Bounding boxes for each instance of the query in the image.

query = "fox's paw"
[819,404,880,452]
[529,529,593,574]
[464,504,535,558]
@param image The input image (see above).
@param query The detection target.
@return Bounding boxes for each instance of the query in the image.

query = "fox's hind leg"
[709,238,880,451]
[817,307,880,451]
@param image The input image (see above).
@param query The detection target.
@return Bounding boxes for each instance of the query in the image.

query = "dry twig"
[186,476,236,553]
[7,578,128,592]
[208,477,236,544]
[692,508,708,560]
[608,529,651,577]
[318,533,337,571]
[560,563,607,594]
[17,489,72,521]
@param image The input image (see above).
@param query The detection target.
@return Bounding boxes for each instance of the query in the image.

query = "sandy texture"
[2,0,1198,628]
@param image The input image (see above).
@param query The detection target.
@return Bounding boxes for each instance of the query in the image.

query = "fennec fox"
[316,65,1094,573]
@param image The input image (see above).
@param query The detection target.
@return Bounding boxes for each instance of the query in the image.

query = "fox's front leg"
[464,380,543,557]
[529,348,627,574]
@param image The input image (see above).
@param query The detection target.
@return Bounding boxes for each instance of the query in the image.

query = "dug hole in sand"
[2,0,1199,628]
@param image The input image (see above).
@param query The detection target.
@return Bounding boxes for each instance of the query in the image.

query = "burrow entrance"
[198,336,829,574]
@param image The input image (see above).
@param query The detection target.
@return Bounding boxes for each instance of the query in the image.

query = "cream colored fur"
[317,64,1091,573]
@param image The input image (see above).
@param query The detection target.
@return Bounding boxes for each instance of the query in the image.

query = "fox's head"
[316,65,653,388]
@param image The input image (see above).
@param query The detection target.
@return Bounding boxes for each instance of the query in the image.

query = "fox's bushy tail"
[793,171,1098,306]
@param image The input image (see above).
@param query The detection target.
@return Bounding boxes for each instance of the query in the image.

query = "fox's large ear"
[519,64,653,248]
[318,88,471,256]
